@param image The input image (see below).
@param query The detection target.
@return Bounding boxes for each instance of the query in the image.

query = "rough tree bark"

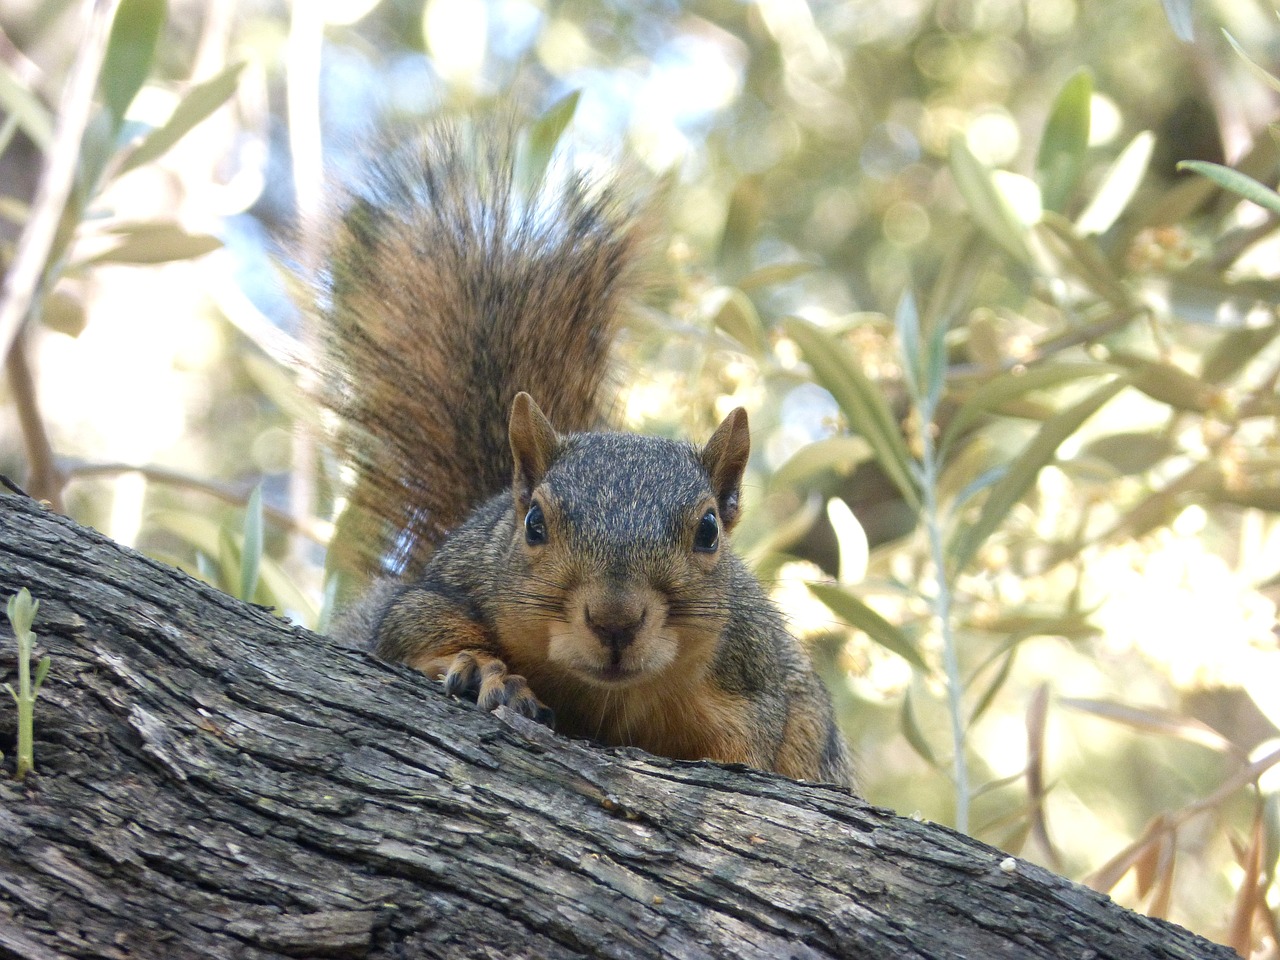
[0,493,1234,960]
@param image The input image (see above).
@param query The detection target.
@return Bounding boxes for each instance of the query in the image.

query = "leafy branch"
[0,0,243,507]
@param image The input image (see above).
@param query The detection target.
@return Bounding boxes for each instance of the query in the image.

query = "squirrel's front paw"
[441,651,554,726]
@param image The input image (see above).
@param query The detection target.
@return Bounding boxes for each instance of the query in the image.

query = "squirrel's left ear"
[701,407,750,531]
[509,392,559,507]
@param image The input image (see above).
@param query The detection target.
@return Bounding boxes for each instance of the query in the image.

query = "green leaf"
[100,0,168,128]
[1038,212,1131,308]
[159,497,302,612]
[0,193,26,228]
[948,376,1127,576]
[1076,131,1156,235]
[898,290,948,416]
[949,134,1033,265]
[518,89,580,192]
[0,112,21,163]
[1203,325,1280,383]
[240,485,264,602]
[808,582,927,671]
[1262,790,1280,887]
[1213,485,1280,512]
[256,556,316,625]
[923,303,948,417]
[32,655,51,695]
[972,770,1029,800]
[40,289,88,338]
[1080,432,1175,475]
[74,108,119,210]
[717,176,764,277]
[0,61,54,151]
[119,61,245,174]
[923,224,987,333]
[950,465,1007,512]
[768,435,872,491]
[1143,272,1280,329]
[1223,31,1280,96]
[1037,69,1092,213]
[941,362,1119,455]
[784,317,921,511]
[1133,168,1217,235]
[971,610,1098,640]
[712,288,765,356]
[827,497,869,586]
[1177,160,1280,216]
[901,687,940,768]
[1111,352,1219,413]
[970,647,1017,726]
[895,290,923,403]
[737,262,814,292]
[1160,0,1194,42]
[6,588,38,635]
[82,222,222,265]
[194,551,219,588]
[1060,698,1236,752]
[965,627,1035,685]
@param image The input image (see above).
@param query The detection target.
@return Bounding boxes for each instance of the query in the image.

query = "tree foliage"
[1,0,1278,951]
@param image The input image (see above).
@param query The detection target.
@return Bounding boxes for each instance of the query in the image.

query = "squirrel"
[314,120,855,789]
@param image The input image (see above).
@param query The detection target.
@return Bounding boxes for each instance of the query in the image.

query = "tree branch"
[0,494,1235,959]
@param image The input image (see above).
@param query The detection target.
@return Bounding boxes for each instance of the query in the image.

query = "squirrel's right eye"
[693,509,719,553]
[524,502,548,546]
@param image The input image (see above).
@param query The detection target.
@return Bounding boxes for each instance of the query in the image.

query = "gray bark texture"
[0,493,1235,959]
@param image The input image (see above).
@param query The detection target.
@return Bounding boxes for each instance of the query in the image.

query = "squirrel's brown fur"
[315,121,855,788]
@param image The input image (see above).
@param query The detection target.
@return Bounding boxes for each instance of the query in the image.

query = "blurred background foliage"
[2,0,1279,951]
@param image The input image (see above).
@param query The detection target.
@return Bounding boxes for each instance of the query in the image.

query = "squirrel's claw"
[440,650,554,727]
[441,652,482,701]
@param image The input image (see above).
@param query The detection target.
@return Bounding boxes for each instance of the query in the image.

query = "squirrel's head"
[502,392,750,690]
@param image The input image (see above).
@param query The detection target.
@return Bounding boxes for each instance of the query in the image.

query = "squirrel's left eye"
[693,509,719,553]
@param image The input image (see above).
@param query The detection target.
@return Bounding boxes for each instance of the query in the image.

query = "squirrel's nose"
[584,605,646,651]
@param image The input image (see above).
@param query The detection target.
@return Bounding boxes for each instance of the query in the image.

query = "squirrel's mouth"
[581,662,646,686]
[546,620,676,687]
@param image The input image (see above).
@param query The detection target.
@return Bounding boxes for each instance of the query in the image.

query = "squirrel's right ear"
[701,407,751,531]
[509,392,559,505]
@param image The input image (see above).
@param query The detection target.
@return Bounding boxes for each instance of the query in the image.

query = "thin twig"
[5,331,63,509]
[1180,746,1280,826]
[60,459,332,545]
[920,403,970,833]
[1088,745,1280,892]
[0,0,120,364]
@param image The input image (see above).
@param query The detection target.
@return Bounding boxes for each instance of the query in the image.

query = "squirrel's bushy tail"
[313,122,647,580]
